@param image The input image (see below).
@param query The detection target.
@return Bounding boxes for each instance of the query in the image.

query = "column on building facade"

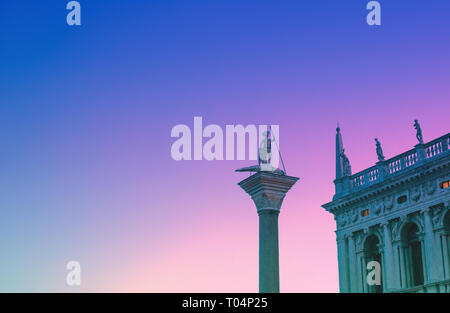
[392,241,403,289]
[382,221,397,290]
[347,234,358,292]
[403,245,410,287]
[355,251,363,292]
[437,229,450,280]
[360,248,370,293]
[407,244,414,287]
[337,236,349,292]
[399,243,407,288]
[380,250,387,292]
[442,234,450,279]
[420,238,428,283]
[423,208,441,282]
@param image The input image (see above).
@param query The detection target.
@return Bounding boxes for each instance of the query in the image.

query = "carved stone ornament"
[351,209,359,223]
[373,199,383,216]
[383,195,394,211]
[425,180,437,196]
[430,205,447,229]
[391,219,403,241]
[411,186,421,202]
[336,214,347,228]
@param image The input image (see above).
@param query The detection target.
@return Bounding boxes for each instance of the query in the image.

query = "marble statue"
[414,119,424,144]
[375,138,385,161]
[341,149,352,176]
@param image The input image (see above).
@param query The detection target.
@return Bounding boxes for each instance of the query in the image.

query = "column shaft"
[347,235,357,292]
[361,256,368,293]
[399,246,407,288]
[423,209,440,282]
[442,235,450,279]
[337,238,349,292]
[382,223,397,290]
[393,243,402,288]
[258,210,279,293]
[355,252,363,292]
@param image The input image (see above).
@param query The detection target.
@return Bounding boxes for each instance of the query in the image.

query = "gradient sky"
[0,0,449,292]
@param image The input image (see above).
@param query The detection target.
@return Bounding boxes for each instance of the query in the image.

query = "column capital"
[421,207,432,215]
[344,232,356,240]
[380,220,391,227]
[238,172,299,213]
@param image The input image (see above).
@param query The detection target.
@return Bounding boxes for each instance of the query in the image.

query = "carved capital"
[239,172,299,214]
[420,207,432,215]
[380,220,390,228]
[428,204,447,229]
[391,219,403,242]
[344,232,356,241]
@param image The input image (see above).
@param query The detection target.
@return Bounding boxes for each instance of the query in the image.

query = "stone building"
[322,123,450,293]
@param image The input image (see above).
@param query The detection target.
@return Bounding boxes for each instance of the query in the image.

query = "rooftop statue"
[375,138,385,161]
[340,149,352,176]
[414,119,424,144]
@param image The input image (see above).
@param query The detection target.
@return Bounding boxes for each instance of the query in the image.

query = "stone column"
[393,242,403,288]
[441,234,450,279]
[355,251,363,292]
[347,234,358,292]
[361,255,368,292]
[382,221,397,290]
[422,208,440,283]
[258,209,280,292]
[380,250,387,292]
[356,251,366,292]
[337,236,349,292]
[238,172,298,293]
[399,245,407,288]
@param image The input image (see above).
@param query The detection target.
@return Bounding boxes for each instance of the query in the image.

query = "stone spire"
[336,123,344,179]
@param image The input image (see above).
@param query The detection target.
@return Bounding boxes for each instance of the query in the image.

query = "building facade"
[322,124,450,293]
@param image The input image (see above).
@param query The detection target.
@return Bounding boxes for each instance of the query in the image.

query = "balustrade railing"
[351,166,379,190]
[348,133,450,193]
[387,149,417,174]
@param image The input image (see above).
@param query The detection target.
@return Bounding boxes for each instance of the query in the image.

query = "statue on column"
[414,119,424,144]
[375,138,385,161]
[340,149,352,176]
[236,128,285,175]
[259,131,272,171]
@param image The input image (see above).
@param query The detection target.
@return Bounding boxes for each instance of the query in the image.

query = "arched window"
[402,223,424,287]
[364,235,383,293]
